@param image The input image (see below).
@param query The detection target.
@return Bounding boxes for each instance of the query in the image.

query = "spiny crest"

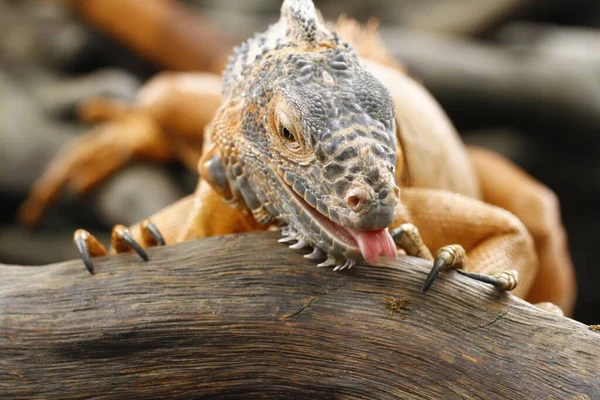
[222,0,339,97]
[281,0,325,44]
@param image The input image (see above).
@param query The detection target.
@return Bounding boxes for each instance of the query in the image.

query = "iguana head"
[208,0,399,269]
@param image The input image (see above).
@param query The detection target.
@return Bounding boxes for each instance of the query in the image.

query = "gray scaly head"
[204,0,400,270]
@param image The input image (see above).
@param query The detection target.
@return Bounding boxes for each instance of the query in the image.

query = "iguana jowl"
[18,0,576,313]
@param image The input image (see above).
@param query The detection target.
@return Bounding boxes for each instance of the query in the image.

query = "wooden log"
[0,231,598,399]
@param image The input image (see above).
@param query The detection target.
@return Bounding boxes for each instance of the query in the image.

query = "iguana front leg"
[18,72,222,227]
[467,146,576,315]
[74,220,164,274]
[392,188,537,299]
[74,179,264,273]
[72,195,198,274]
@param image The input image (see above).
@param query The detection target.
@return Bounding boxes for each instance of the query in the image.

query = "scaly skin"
[19,0,576,314]
[205,0,400,265]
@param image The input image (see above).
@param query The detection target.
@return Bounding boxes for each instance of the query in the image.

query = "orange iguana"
[18,0,576,315]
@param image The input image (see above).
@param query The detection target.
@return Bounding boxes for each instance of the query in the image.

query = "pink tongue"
[347,228,397,265]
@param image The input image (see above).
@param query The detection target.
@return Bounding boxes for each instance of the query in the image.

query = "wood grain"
[0,231,598,399]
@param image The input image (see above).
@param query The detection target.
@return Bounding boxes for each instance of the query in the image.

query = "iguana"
[18,0,576,315]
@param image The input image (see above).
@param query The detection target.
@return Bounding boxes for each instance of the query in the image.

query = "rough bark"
[0,231,598,399]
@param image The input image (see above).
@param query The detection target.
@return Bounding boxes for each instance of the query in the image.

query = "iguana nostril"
[346,188,368,212]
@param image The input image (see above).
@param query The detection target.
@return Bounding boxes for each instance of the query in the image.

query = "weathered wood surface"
[0,231,598,399]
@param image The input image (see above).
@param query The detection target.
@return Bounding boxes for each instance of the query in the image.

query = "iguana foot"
[390,223,519,293]
[17,109,171,228]
[533,302,564,316]
[422,245,519,293]
[456,269,519,292]
[390,223,434,261]
[422,245,466,292]
[74,230,108,275]
[139,220,166,247]
[74,219,164,274]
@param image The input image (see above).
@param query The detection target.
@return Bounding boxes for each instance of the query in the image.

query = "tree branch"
[1,231,598,399]
[380,27,600,143]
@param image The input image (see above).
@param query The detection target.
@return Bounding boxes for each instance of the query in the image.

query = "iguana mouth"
[279,175,397,265]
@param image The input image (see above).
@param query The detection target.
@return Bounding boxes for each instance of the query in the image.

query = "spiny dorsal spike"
[281,0,323,43]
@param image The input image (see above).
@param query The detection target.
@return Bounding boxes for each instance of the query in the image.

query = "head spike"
[281,0,323,44]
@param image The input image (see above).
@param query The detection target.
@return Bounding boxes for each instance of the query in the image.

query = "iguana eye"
[280,125,295,142]
[271,101,307,157]
[275,110,301,151]
[279,123,301,152]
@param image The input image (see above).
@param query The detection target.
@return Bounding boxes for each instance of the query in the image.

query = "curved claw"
[143,221,165,246]
[421,258,446,293]
[456,269,519,291]
[73,229,107,275]
[455,270,498,286]
[121,231,149,261]
[422,245,466,293]
[390,227,404,245]
[75,235,95,275]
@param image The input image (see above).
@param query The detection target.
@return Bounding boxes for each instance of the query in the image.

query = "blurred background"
[0,0,598,323]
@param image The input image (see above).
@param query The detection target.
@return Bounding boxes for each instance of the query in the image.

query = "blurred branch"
[380,27,600,142]
[0,72,183,227]
[63,0,234,72]
[402,0,534,36]
[0,73,75,193]
[30,69,141,117]
[497,21,600,63]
